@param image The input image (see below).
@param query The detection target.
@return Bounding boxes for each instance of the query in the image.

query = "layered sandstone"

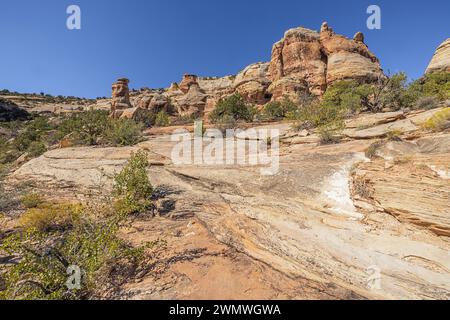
[111,78,132,118]
[268,22,384,100]
[109,23,385,118]
[426,38,450,74]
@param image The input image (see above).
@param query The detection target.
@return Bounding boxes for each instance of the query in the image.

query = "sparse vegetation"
[0,202,148,300]
[386,130,403,141]
[209,93,255,124]
[113,150,154,215]
[263,97,297,120]
[104,118,143,147]
[21,193,44,209]
[422,108,450,132]
[352,176,374,199]
[154,111,171,127]
[57,110,109,146]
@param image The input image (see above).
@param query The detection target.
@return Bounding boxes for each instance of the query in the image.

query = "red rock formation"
[111,78,132,118]
[179,74,199,94]
[268,22,384,100]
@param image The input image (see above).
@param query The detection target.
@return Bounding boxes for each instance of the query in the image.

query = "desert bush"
[414,96,440,110]
[133,111,156,127]
[321,80,372,113]
[104,118,143,147]
[113,150,153,215]
[18,203,82,233]
[318,122,344,145]
[263,97,297,120]
[405,72,450,104]
[352,176,374,199]
[386,130,403,141]
[154,111,171,127]
[422,108,450,132]
[26,141,47,158]
[0,203,146,300]
[58,110,109,146]
[209,94,255,123]
[21,193,44,209]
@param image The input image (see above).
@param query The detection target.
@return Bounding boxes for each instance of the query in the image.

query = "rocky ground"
[3,107,449,300]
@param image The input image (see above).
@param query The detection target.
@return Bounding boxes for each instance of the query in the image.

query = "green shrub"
[26,141,47,158]
[154,111,171,127]
[209,94,255,124]
[414,96,440,110]
[0,203,146,300]
[21,193,44,209]
[406,72,450,104]
[321,80,371,113]
[263,97,297,120]
[104,118,143,146]
[113,150,153,215]
[19,203,82,233]
[58,110,109,146]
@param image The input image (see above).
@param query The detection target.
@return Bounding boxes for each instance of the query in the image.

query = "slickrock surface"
[426,39,450,74]
[7,109,450,300]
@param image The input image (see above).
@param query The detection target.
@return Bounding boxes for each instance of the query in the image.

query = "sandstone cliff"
[115,22,384,118]
[426,38,450,74]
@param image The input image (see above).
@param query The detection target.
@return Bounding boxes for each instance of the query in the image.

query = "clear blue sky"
[0,0,448,98]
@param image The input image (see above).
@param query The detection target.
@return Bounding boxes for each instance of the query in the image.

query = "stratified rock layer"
[426,39,450,74]
[113,22,385,117]
[268,22,384,100]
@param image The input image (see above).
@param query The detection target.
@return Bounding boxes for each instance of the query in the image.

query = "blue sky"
[0,0,448,98]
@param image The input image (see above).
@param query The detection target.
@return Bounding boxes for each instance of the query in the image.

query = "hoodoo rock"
[111,78,132,118]
[426,38,450,74]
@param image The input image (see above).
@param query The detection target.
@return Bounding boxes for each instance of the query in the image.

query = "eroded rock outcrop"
[426,39,450,74]
[111,78,132,118]
[234,62,272,104]
[268,22,384,100]
[108,23,385,118]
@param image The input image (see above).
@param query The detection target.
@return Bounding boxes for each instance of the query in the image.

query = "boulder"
[426,38,450,74]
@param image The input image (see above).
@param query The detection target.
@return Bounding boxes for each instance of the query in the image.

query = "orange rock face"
[268,22,384,100]
[119,22,385,118]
